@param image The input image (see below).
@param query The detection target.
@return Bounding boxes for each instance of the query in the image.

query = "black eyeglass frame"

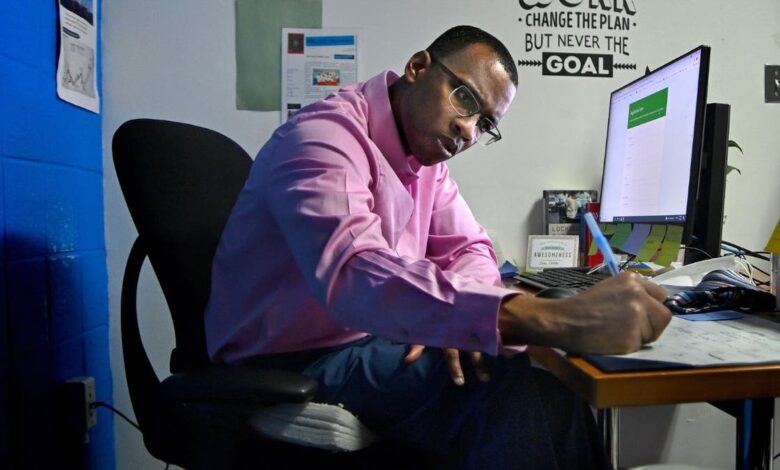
[427,51,502,145]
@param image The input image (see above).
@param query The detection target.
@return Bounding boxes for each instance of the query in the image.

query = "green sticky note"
[609,223,632,249]
[236,0,322,111]
[636,224,667,262]
[654,224,684,266]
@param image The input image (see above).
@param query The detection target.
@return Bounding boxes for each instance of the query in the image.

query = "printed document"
[281,28,358,122]
[606,315,780,367]
[56,0,100,113]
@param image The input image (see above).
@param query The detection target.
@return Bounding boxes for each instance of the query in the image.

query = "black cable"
[680,245,713,259]
[676,248,774,290]
[721,240,771,261]
[93,401,141,432]
[93,402,174,468]
[751,265,771,278]
[774,450,779,461]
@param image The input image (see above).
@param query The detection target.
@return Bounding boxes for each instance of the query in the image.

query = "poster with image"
[56,0,100,113]
[281,28,357,122]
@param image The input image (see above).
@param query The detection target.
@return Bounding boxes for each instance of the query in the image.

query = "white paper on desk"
[607,315,780,367]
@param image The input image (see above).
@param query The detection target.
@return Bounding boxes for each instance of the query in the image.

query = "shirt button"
[469,333,480,346]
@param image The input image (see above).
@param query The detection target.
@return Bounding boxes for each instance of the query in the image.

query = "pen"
[583,212,620,276]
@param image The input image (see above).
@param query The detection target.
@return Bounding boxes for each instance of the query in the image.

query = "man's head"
[389,25,518,166]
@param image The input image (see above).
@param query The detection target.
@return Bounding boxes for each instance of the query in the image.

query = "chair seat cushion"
[249,402,378,452]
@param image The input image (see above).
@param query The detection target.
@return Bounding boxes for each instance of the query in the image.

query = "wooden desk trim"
[528,346,780,408]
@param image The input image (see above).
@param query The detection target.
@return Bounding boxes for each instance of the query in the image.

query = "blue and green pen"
[583,212,620,276]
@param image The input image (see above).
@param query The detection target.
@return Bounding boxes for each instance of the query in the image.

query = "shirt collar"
[364,70,422,184]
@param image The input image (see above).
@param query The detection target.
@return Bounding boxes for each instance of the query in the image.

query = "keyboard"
[514,268,609,292]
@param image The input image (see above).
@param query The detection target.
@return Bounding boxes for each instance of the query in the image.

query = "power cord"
[681,240,773,288]
[93,402,172,469]
[733,252,771,280]
[721,240,771,262]
[586,263,605,275]
[720,242,773,288]
[680,245,713,259]
[618,254,636,271]
[92,402,141,431]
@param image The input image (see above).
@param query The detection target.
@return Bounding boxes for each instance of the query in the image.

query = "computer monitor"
[598,45,723,263]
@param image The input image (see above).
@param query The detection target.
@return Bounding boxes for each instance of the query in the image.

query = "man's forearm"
[498,272,672,355]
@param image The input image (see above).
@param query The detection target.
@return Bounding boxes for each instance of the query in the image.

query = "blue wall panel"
[4,160,105,259]
[0,145,4,256]
[0,0,57,74]
[4,159,51,260]
[75,171,107,251]
[0,62,47,160]
[0,258,8,466]
[46,98,104,171]
[84,326,112,405]
[0,1,113,468]
[6,258,49,358]
[48,255,84,344]
[81,251,109,332]
[0,374,9,465]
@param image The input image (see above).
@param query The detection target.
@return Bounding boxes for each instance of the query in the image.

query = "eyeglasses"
[428,52,502,145]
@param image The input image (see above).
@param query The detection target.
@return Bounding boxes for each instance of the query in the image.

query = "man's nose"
[454,114,481,142]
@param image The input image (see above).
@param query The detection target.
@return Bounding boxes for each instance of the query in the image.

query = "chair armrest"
[160,366,318,405]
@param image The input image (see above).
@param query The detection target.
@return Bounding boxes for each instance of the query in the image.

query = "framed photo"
[541,189,598,234]
[526,235,580,273]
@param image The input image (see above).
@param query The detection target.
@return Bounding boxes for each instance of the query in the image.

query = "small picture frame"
[526,235,580,273]
[542,189,598,234]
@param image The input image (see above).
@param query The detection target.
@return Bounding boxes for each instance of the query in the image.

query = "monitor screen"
[599,46,710,225]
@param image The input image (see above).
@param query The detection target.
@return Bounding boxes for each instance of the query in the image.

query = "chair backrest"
[113,119,252,372]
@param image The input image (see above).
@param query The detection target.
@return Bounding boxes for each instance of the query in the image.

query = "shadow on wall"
[1,232,113,468]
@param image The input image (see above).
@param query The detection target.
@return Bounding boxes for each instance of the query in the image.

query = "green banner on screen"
[627,88,668,129]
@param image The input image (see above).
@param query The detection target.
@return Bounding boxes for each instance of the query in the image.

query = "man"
[205,25,670,468]
[566,192,580,221]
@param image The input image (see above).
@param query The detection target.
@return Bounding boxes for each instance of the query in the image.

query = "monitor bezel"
[598,45,711,246]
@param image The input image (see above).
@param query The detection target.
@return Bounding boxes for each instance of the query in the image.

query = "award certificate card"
[526,235,579,273]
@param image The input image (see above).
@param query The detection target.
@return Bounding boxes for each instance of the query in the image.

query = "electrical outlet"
[60,376,97,443]
[766,65,780,103]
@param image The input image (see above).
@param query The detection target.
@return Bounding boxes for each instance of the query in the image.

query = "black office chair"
[112,119,430,469]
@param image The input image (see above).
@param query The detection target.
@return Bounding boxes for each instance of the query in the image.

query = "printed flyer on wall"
[281,28,357,122]
[56,0,100,113]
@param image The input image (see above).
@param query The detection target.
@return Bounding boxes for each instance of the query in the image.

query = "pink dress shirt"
[205,71,519,363]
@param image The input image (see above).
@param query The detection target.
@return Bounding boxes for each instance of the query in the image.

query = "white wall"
[102,1,780,468]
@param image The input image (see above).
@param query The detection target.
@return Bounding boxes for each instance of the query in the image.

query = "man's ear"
[404,50,432,83]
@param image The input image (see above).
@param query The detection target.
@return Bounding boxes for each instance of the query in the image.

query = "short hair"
[427,25,518,87]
